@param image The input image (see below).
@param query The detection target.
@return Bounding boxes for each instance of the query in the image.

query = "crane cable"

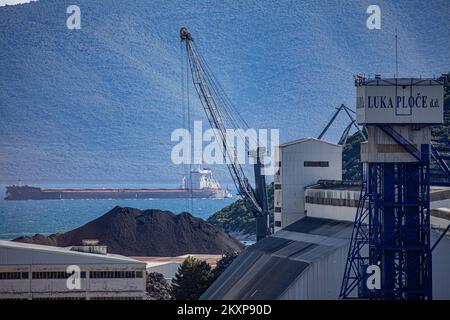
[180,40,194,215]
[192,35,257,152]
[196,51,256,155]
[183,37,262,214]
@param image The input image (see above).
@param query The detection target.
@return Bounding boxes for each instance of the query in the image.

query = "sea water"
[0,183,235,240]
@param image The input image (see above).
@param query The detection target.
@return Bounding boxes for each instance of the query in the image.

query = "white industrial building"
[202,215,450,300]
[0,240,146,300]
[202,174,450,299]
[203,134,450,300]
[274,138,342,232]
[274,136,450,232]
[135,254,222,282]
[305,180,450,228]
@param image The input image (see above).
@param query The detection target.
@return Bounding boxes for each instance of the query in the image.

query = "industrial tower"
[340,77,446,300]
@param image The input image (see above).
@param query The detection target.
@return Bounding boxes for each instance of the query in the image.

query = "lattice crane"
[180,27,270,241]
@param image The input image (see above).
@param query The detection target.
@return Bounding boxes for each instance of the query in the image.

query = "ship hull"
[4,186,230,200]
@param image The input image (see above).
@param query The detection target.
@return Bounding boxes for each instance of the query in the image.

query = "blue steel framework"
[339,164,370,297]
[340,129,433,300]
[430,144,450,186]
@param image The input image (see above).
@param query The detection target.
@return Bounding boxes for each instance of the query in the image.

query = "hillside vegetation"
[343,73,450,180]
[432,73,450,144]
[207,183,274,239]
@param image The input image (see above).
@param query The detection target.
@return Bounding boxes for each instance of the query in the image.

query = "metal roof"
[278,137,341,149]
[202,216,450,300]
[356,78,444,87]
[201,217,353,300]
[132,254,222,267]
[0,240,145,265]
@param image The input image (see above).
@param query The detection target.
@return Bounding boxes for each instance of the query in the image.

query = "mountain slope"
[0,0,449,183]
[14,206,244,256]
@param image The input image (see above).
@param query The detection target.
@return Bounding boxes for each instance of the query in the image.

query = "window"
[274,207,281,213]
[275,221,281,227]
[90,297,142,300]
[304,161,329,167]
[33,297,86,300]
[32,271,77,279]
[274,184,281,190]
[0,272,28,280]
[90,270,142,279]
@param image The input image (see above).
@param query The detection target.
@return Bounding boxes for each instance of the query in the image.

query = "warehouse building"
[275,138,450,231]
[203,135,450,300]
[202,215,450,300]
[0,240,146,300]
[202,217,353,299]
[305,180,450,227]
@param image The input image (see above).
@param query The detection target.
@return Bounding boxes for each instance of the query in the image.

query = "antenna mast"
[395,28,399,78]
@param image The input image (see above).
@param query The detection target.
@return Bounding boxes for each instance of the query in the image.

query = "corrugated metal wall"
[279,245,348,299]
[278,231,450,299]
[431,231,450,299]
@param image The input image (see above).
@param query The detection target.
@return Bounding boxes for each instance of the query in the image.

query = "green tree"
[207,182,275,236]
[172,256,214,300]
[213,252,239,280]
[145,272,173,300]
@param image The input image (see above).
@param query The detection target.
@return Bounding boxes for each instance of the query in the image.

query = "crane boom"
[180,27,270,240]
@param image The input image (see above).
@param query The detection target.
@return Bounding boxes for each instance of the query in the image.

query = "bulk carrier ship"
[4,167,231,200]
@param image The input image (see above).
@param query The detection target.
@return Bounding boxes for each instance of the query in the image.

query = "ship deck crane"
[179,27,270,241]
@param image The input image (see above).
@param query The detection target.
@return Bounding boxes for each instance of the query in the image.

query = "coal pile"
[14,206,244,256]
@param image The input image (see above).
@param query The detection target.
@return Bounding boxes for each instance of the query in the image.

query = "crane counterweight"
[180,27,192,41]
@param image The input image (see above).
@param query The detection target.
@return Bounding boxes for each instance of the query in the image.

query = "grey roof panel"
[202,237,313,300]
[201,217,354,300]
[278,137,341,148]
[291,244,339,263]
[313,221,353,237]
[236,257,309,299]
[202,217,450,300]
[273,241,318,259]
[250,237,295,254]
[284,217,353,237]
[204,249,266,300]
[0,240,145,265]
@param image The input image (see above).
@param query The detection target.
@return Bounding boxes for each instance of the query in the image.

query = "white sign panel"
[356,79,444,124]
